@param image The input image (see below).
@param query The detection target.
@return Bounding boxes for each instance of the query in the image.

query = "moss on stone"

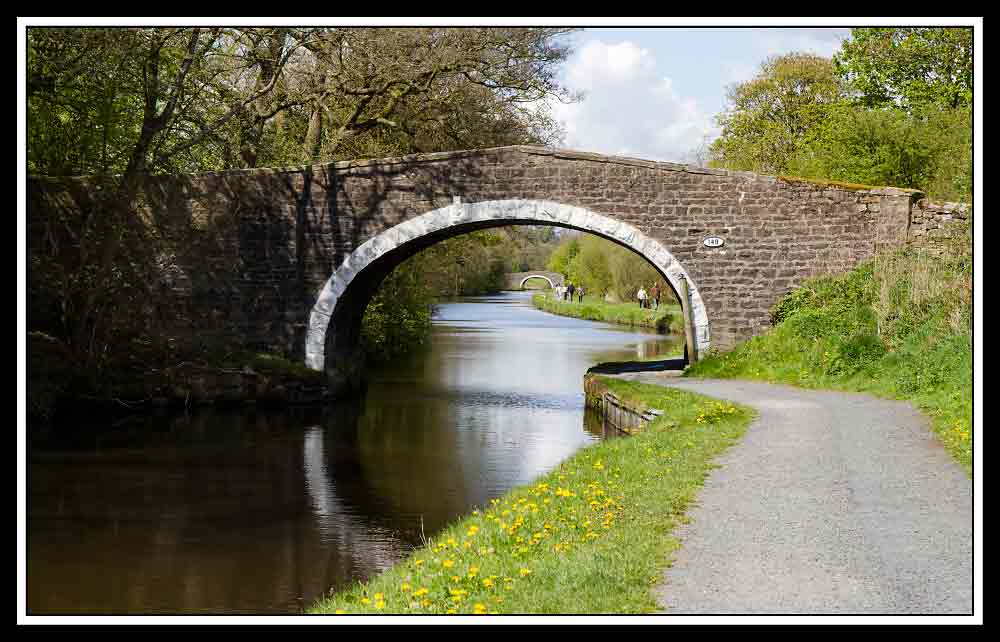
[775,174,886,192]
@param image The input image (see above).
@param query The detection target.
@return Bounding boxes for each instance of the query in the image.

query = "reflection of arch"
[305,200,710,371]
[519,274,555,289]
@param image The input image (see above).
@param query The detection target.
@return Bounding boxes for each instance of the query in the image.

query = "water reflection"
[28,291,680,614]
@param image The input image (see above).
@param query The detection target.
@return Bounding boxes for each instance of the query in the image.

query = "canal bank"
[310,376,753,614]
[531,292,680,335]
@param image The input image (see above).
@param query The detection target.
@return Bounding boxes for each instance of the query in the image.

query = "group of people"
[549,280,662,309]
[553,282,585,303]
[636,281,662,310]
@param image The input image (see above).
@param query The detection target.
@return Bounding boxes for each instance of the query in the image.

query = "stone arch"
[305,199,710,372]
[519,274,556,290]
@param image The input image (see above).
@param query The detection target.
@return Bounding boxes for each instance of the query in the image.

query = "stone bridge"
[28,145,967,393]
[504,271,564,290]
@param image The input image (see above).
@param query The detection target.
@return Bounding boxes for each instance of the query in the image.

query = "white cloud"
[756,28,849,59]
[549,39,718,164]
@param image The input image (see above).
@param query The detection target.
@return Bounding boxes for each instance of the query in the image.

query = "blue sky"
[546,27,851,163]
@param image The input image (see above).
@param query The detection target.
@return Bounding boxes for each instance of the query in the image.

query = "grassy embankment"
[687,245,972,474]
[531,293,679,334]
[310,377,753,615]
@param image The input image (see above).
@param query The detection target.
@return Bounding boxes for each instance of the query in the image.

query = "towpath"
[611,373,972,614]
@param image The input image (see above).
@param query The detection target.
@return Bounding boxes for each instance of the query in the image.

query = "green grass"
[532,293,679,333]
[687,246,972,474]
[309,377,753,615]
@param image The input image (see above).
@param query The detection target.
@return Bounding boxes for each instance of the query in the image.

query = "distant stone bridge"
[28,145,968,394]
[504,271,564,290]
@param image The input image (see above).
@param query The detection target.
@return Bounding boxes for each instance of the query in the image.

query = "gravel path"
[614,374,972,614]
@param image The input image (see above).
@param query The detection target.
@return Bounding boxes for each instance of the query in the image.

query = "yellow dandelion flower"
[374,600,385,610]
[335,609,347,614]
[400,583,411,592]
[442,559,455,568]
[413,588,429,597]
[519,568,532,577]
[473,603,487,614]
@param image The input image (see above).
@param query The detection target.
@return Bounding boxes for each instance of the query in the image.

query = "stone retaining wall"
[584,374,662,435]
[909,199,972,254]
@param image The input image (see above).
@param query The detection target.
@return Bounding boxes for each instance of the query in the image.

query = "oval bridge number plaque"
[703,236,725,248]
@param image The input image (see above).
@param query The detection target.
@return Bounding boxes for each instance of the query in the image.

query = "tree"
[27,27,579,392]
[833,27,973,111]
[546,236,581,276]
[709,53,844,174]
[787,103,972,200]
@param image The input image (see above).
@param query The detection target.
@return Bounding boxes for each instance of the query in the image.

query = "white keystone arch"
[519,274,556,289]
[305,200,710,371]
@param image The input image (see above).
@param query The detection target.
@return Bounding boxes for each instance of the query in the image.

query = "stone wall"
[909,199,972,254]
[29,146,965,374]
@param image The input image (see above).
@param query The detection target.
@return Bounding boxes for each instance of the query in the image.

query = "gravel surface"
[615,374,972,614]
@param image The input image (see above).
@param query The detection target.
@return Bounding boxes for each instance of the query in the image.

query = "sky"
[546,27,851,164]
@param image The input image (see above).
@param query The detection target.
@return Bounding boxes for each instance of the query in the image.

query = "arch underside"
[519,275,556,289]
[306,200,710,371]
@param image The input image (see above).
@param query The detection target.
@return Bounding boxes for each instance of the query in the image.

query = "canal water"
[27,291,681,614]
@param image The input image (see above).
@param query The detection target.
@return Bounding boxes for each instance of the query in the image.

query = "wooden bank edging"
[584,374,663,435]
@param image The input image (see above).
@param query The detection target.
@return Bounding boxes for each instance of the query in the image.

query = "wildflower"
[442,559,455,568]
[360,597,370,605]
[414,559,424,567]
[374,600,385,610]
[468,566,479,577]
[334,609,347,614]
[519,568,532,577]
[474,603,487,614]
[413,588,429,597]
[482,578,494,588]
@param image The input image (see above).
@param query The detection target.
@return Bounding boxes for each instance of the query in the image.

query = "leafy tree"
[564,235,611,295]
[787,103,972,200]
[709,53,844,174]
[833,27,973,110]
[546,235,581,276]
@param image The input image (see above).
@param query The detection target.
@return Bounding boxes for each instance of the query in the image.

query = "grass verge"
[532,293,679,333]
[309,377,753,615]
[687,245,972,474]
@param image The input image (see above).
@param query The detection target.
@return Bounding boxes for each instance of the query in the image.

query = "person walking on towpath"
[651,281,661,311]
[577,285,585,303]
[637,286,648,309]
[566,282,575,302]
